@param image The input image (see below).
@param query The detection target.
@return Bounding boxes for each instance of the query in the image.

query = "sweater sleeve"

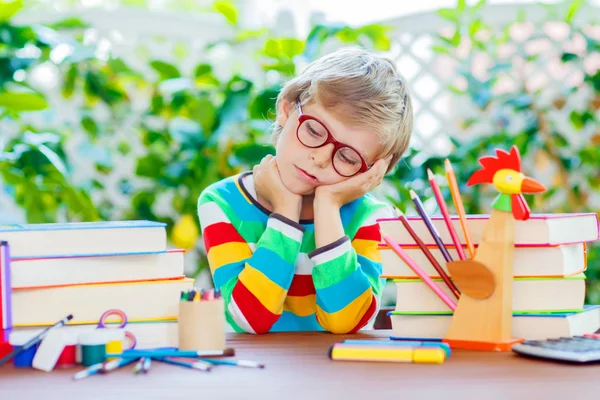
[198,190,304,334]
[309,203,392,334]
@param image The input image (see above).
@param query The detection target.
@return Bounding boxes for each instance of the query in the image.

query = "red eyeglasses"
[296,101,369,177]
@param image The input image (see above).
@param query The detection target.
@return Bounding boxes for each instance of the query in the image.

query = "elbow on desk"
[316,313,362,335]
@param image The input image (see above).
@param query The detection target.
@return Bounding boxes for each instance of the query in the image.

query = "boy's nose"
[309,144,334,169]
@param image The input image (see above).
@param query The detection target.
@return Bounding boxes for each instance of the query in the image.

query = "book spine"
[0,241,13,340]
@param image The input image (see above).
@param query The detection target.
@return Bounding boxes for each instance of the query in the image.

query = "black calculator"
[512,336,600,363]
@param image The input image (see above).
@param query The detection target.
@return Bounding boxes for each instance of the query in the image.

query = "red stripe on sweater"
[353,224,381,241]
[232,281,280,334]
[349,295,377,333]
[287,274,316,296]
[203,222,246,252]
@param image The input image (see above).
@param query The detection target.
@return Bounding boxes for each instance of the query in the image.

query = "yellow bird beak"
[520,176,546,193]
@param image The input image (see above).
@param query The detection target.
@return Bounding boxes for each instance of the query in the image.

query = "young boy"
[198,47,413,334]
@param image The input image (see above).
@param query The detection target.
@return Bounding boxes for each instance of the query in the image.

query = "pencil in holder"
[178,297,225,351]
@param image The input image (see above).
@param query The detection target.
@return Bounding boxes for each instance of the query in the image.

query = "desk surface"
[1,330,599,399]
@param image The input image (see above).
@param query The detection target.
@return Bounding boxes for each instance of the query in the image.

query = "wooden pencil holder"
[178,299,226,351]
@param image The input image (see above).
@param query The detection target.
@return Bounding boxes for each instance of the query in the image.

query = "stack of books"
[0,221,193,348]
[378,213,600,340]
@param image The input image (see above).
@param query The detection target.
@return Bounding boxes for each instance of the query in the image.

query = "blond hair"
[272,47,413,173]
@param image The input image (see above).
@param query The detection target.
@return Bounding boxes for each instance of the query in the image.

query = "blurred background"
[0,0,598,304]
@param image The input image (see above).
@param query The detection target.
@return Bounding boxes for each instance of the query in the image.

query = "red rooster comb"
[467,145,522,186]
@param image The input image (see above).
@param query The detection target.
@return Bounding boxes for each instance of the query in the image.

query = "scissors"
[97,309,137,350]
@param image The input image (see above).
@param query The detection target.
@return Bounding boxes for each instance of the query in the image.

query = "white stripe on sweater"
[228,296,256,334]
[267,217,303,243]
[310,239,352,266]
[198,201,230,228]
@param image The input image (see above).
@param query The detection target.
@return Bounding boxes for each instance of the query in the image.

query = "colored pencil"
[382,234,456,311]
[409,190,453,263]
[444,159,475,259]
[155,357,212,372]
[132,357,145,374]
[395,209,460,299]
[73,357,138,380]
[427,169,466,261]
[200,358,265,369]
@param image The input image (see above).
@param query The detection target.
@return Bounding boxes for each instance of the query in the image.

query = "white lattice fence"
[381,3,599,157]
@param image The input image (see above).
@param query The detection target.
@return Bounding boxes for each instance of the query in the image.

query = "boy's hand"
[253,155,302,221]
[314,158,390,209]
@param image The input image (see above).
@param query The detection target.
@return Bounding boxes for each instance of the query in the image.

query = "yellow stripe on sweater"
[239,264,285,315]
[316,288,373,334]
[351,238,381,262]
[284,295,317,317]
[208,241,253,272]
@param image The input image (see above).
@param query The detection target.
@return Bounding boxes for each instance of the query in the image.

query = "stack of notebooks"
[0,221,193,348]
[377,213,600,340]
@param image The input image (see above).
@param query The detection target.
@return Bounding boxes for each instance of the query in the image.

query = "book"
[378,213,599,246]
[10,320,179,349]
[393,274,586,313]
[388,305,600,340]
[11,277,194,326]
[379,242,586,278]
[11,249,185,289]
[0,242,11,339]
[0,220,167,258]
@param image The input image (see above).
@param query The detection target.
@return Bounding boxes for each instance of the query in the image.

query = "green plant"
[0,0,101,222]
[384,0,599,301]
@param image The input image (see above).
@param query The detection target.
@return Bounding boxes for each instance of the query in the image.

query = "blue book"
[0,221,167,258]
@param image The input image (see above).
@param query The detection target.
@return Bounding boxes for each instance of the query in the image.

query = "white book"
[12,321,179,349]
[11,250,185,289]
[0,220,167,258]
[393,275,586,313]
[378,213,599,246]
[12,278,193,326]
[380,242,586,278]
[389,306,600,340]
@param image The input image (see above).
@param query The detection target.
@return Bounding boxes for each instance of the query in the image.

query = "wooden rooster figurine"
[443,146,546,351]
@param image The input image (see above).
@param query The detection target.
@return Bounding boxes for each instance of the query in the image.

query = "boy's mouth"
[295,166,319,184]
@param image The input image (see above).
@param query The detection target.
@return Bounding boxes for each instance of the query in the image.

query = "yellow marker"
[193,291,200,302]
[328,344,446,364]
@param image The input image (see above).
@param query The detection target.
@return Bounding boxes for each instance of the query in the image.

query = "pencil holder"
[178,298,225,351]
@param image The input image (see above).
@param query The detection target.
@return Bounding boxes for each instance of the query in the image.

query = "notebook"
[11,249,185,289]
[379,242,586,278]
[11,277,194,326]
[0,220,167,258]
[393,274,586,313]
[389,305,600,340]
[378,213,599,246]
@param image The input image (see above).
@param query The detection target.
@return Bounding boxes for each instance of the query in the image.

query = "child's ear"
[276,98,292,127]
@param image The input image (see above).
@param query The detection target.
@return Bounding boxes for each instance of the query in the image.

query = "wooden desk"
[1,330,599,399]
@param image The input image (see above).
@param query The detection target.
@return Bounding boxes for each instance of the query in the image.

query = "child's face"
[275,98,382,196]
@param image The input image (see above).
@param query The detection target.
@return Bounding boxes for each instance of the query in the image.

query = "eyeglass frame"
[295,101,370,177]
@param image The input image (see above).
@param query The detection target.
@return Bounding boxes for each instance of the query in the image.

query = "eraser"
[32,329,67,372]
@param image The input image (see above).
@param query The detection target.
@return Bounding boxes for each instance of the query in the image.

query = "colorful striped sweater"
[197,171,394,334]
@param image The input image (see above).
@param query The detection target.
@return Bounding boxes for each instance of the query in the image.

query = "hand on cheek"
[253,155,303,221]
[314,158,390,208]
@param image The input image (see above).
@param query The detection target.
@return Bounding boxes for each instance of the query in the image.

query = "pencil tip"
[427,169,435,179]
[409,189,417,199]
[444,159,452,170]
